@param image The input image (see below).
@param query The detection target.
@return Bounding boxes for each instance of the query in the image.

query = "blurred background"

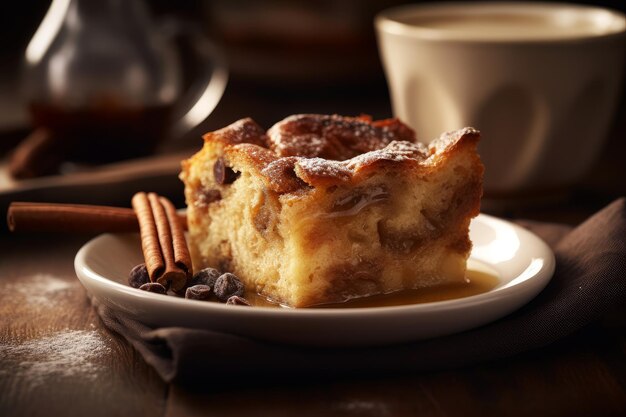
[1,0,625,223]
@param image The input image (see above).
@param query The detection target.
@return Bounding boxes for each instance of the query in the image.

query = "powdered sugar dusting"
[429,127,479,153]
[0,330,111,386]
[294,140,428,182]
[6,274,76,307]
[386,140,428,155]
[207,115,472,191]
[346,140,427,170]
[266,114,416,160]
[296,157,352,179]
[260,157,306,193]
[205,118,268,149]
[346,150,409,170]
[270,131,326,158]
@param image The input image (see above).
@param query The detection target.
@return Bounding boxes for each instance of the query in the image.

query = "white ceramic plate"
[75,214,555,347]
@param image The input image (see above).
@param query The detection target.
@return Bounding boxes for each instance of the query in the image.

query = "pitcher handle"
[160,19,229,139]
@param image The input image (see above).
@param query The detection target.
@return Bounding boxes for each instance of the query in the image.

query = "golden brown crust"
[197,114,478,194]
[226,143,277,172]
[261,157,309,194]
[267,114,416,160]
[202,118,268,147]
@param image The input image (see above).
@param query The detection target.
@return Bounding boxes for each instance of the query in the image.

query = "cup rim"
[375,1,626,44]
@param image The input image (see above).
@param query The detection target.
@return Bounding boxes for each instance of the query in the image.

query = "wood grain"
[0,234,167,417]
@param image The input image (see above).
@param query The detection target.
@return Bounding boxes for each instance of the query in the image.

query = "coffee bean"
[139,282,167,294]
[226,295,251,306]
[214,273,245,301]
[185,285,212,301]
[128,264,150,288]
[191,267,221,289]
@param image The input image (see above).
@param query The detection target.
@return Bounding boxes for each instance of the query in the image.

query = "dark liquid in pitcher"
[30,103,173,164]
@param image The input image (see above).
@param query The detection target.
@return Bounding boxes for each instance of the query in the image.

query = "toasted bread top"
[182,114,480,194]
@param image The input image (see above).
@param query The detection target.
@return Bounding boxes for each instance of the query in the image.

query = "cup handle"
[160,19,228,139]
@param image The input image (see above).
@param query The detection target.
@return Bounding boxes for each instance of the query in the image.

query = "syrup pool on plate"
[245,268,500,309]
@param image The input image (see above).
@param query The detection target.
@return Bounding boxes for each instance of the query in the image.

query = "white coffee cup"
[375,2,626,193]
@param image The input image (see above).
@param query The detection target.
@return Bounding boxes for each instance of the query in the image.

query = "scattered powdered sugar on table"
[6,274,75,307]
[0,330,111,386]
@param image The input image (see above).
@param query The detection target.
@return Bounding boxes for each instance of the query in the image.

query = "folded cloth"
[94,198,626,383]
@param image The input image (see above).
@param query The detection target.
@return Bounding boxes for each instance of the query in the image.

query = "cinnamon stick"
[7,202,187,233]
[132,192,190,291]
[148,193,189,290]
[8,202,138,233]
[131,192,163,279]
[160,196,192,275]
[9,197,193,291]
[8,128,64,179]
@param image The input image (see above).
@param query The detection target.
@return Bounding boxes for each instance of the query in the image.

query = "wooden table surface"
[1,212,625,417]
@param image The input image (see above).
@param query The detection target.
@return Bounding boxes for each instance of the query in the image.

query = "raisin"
[214,273,245,301]
[226,295,251,306]
[185,285,212,301]
[213,157,239,185]
[128,263,150,288]
[191,267,221,289]
[139,282,167,294]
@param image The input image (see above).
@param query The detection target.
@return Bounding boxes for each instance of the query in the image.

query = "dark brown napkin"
[94,198,626,383]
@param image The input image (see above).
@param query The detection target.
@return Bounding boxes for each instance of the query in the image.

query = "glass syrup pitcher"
[20,0,227,168]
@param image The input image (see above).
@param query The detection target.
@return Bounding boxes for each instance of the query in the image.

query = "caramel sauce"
[245,269,499,309]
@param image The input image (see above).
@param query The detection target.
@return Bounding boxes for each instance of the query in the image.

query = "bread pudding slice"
[180,114,483,307]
